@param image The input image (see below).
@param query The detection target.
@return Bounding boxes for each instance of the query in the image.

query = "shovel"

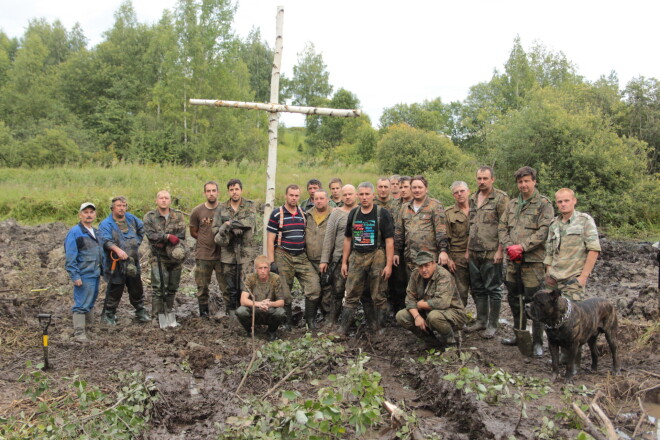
[156,251,177,328]
[37,313,52,370]
[513,265,533,357]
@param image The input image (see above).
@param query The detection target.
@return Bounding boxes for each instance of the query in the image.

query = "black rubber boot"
[198,303,209,319]
[481,299,501,339]
[466,297,488,332]
[101,309,117,326]
[304,298,318,332]
[339,308,356,335]
[283,303,293,331]
[363,303,378,332]
[532,321,544,358]
[412,327,443,350]
[135,306,150,323]
[502,282,525,345]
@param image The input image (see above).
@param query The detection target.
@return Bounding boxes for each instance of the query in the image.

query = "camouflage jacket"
[304,206,333,262]
[143,209,187,261]
[394,197,448,262]
[467,188,509,252]
[212,198,256,264]
[375,197,396,212]
[544,210,601,281]
[445,204,470,254]
[405,265,465,312]
[498,190,554,263]
[243,272,285,302]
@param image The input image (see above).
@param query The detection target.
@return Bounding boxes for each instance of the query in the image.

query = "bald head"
[342,184,357,208]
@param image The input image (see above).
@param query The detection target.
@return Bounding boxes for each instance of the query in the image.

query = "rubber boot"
[466,297,488,333]
[502,284,525,345]
[198,303,209,319]
[304,298,318,332]
[325,297,340,328]
[532,321,544,358]
[152,294,163,318]
[339,308,356,335]
[363,303,378,332]
[375,308,387,332]
[135,306,151,323]
[283,303,293,331]
[73,313,89,342]
[481,299,501,339]
[84,312,95,330]
[267,319,280,340]
[101,309,117,326]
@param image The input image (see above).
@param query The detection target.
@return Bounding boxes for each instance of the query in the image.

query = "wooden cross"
[190,6,361,251]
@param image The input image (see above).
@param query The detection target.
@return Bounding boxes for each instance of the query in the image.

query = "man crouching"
[396,251,466,350]
[236,256,287,340]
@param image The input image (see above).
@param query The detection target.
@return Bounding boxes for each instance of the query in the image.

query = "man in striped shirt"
[267,184,321,330]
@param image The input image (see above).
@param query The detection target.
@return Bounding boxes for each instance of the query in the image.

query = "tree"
[623,76,660,172]
[239,28,274,103]
[487,86,650,226]
[306,88,363,153]
[379,98,453,134]
[288,42,332,107]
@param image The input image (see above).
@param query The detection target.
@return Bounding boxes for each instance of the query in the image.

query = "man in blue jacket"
[98,196,150,325]
[64,202,104,342]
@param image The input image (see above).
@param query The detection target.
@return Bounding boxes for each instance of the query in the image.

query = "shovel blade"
[158,313,170,329]
[514,329,533,357]
[167,312,179,328]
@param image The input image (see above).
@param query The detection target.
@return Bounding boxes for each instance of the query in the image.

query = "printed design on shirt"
[353,218,376,247]
[201,217,213,226]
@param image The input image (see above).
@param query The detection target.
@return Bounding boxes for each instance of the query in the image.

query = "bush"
[376,124,470,175]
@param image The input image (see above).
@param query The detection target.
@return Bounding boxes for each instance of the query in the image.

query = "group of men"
[64,168,601,354]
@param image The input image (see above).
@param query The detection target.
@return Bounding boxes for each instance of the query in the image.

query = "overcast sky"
[2,0,659,127]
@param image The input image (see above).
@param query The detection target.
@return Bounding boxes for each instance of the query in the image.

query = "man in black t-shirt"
[340,182,394,335]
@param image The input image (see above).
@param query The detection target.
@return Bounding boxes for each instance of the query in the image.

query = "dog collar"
[545,299,572,330]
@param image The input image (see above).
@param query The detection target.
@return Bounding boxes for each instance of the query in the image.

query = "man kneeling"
[236,256,286,340]
[396,251,466,349]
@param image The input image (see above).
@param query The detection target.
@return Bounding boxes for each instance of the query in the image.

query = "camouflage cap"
[166,243,187,262]
[414,251,435,266]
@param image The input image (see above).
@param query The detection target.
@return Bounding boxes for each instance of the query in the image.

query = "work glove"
[270,262,279,274]
[507,244,524,262]
[232,228,244,237]
[167,234,180,245]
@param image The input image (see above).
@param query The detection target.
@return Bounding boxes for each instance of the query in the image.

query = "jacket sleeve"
[404,272,418,309]
[433,203,449,253]
[135,216,145,245]
[394,212,404,257]
[498,202,513,249]
[64,229,81,281]
[99,220,117,252]
[521,201,554,253]
[213,207,231,247]
[321,211,338,264]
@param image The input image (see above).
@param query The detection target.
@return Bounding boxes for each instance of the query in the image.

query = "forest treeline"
[0,0,658,229]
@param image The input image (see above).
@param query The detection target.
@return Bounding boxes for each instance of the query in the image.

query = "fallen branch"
[262,355,323,399]
[631,397,647,439]
[640,370,660,379]
[572,403,608,440]
[590,401,618,440]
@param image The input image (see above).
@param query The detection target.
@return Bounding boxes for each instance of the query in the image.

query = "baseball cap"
[79,202,96,211]
[414,251,435,266]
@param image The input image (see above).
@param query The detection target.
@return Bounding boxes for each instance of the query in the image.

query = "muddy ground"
[0,218,658,439]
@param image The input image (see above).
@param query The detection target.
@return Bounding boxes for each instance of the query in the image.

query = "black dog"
[525,288,619,382]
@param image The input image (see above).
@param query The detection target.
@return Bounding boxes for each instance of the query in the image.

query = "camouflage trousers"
[310,260,333,313]
[194,259,224,306]
[221,262,244,311]
[468,250,504,302]
[505,261,545,330]
[236,306,286,332]
[450,251,471,306]
[329,260,347,304]
[274,248,318,303]
[150,259,182,315]
[344,249,388,310]
[396,308,467,337]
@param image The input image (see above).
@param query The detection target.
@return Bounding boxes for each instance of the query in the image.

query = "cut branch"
[188,99,361,117]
